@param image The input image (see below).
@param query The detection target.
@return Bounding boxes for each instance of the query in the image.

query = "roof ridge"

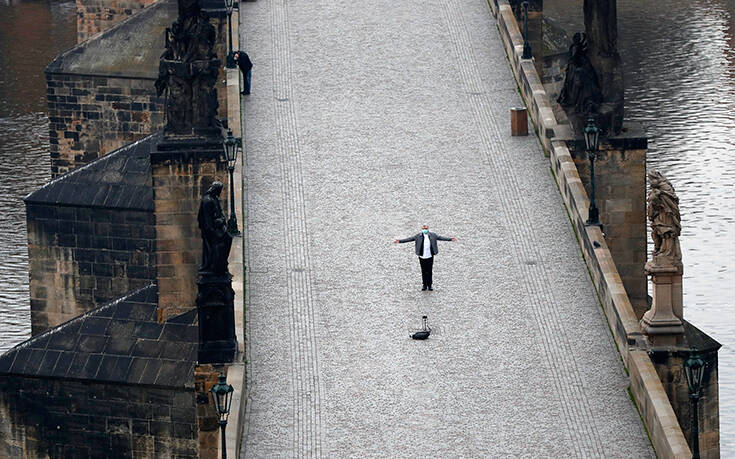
[24,134,154,203]
[0,283,156,358]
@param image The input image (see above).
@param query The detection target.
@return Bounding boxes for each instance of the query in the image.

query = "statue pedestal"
[641,263,684,335]
[196,272,237,364]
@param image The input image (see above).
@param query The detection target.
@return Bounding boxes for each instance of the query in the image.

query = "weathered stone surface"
[151,138,229,322]
[647,322,721,459]
[583,0,624,134]
[75,0,157,43]
[155,0,221,138]
[47,0,231,177]
[0,284,200,457]
[566,135,648,316]
[25,136,157,334]
[0,284,197,386]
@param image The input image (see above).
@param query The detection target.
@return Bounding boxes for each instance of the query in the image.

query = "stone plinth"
[196,273,237,364]
[641,262,684,335]
[647,322,721,459]
[151,134,229,322]
[564,125,648,317]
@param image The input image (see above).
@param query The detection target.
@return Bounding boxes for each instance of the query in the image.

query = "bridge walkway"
[238,0,654,456]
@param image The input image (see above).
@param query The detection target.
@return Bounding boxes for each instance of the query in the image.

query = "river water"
[0,0,76,352]
[0,0,734,453]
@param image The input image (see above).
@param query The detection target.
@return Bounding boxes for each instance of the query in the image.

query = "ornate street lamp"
[223,130,241,236]
[684,350,706,459]
[584,118,601,226]
[225,0,237,68]
[210,371,235,459]
[522,1,532,59]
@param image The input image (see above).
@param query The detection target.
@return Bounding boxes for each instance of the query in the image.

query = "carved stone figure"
[583,0,624,134]
[646,170,682,269]
[155,0,220,137]
[198,182,232,274]
[557,33,602,124]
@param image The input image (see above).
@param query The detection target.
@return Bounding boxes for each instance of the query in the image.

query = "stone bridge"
[237,0,664,456]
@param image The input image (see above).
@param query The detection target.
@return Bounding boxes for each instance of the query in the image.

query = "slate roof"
[45,0,176,79]
[24,135,154,211]
[0,284,198,389]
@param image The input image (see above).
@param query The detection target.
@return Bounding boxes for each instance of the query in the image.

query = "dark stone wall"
[46,74,165,178]
[0,376,198,458]
[27,204,156,335]
[75,0,156,43]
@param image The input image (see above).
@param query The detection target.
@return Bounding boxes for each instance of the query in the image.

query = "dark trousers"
[419,256,433,287]
[241,69,252,94]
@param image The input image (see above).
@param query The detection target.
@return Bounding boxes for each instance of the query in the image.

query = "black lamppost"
[210,371,235,459]
[223,130,241,236]
[522,1,532,59]
[583,118,601,226]
[684,350,706,459]
[225,0,236,68]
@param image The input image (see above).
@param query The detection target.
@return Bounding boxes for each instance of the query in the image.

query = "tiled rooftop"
[24,135,154,211]
[0,284,198,389]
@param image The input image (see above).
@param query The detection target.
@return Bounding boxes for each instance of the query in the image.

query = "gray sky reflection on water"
[0,0,76,353]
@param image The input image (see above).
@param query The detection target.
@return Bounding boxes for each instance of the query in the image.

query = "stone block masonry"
[24,134,157,335]
[567,140,648,317]
[0,377,198,458]
[75,0,156,43]
[47,0,232,178]
[151,148,230,322]
[46,74,165,178]
[26,204,156,335]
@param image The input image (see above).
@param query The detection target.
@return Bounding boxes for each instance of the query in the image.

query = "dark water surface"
[1,0,734,452]
[0,0,76,352]
[544,0,735,453]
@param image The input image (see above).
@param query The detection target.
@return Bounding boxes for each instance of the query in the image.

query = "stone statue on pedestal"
[197,182,233,275]
[559,0,624,135]
[646,170,682,270]
[641,170,684,336]
[155,0,220,138]
[196,181,236,364]
[557,33,602,129]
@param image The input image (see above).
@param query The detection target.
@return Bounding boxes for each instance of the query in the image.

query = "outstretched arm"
[393,235,416,244]
[436,234,458,242]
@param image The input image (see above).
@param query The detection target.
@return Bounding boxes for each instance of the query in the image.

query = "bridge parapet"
[488,1,720,457]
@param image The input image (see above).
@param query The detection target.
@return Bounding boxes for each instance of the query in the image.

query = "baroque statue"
[198,182,233,275]
[155,0,220,137]
[557,33,602,128]
[558,0,624,135]
[646,170,682,270]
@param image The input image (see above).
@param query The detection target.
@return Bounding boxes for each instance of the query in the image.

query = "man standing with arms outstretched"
[394,225,457,291]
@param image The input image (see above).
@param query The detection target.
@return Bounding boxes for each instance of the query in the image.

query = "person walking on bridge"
[394,225,457,291]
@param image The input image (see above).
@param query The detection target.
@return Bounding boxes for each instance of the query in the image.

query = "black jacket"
[236,52,253,73]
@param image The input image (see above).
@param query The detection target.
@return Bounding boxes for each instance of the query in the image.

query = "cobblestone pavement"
[239,0,654,457]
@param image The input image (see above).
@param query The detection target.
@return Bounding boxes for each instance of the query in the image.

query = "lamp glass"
[584,118,599,152]
[210,372,235,422]
[684,353,706,394]
[223,130,237,164]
